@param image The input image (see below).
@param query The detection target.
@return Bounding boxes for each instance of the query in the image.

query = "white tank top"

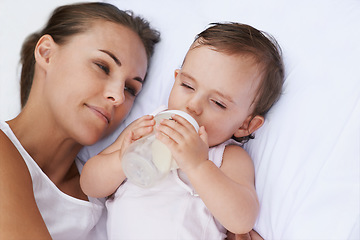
[106,138,241,240]
[0,121,107,240]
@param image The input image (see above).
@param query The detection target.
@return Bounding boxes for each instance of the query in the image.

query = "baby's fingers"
[131,115,155,128]
[128,115,155,140]
[170,114,198,132]
[155,120,183,145]
[131,125,153,141]
[198,126,208,146]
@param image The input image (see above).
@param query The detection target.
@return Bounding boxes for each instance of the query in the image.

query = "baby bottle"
[122,110,199,188]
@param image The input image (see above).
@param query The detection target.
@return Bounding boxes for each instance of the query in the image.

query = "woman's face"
[42,21,148,145]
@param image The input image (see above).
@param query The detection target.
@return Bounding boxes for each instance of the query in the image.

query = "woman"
[0,2,160,239]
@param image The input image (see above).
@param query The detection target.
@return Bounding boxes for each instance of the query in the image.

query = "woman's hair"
[194,22,285,143]
[20,2,160,107]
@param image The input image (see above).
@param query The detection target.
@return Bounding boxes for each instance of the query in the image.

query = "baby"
[80,22,284,239]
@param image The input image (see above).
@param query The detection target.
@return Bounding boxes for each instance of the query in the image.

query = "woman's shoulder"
[0,129,29,171]
[0,127,34,196]
[0,121,35,180]
[0,127,51,237]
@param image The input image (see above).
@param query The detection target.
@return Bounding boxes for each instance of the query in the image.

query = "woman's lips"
[86,104,111,124]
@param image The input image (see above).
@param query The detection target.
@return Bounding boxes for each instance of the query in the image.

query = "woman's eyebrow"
[99,49,144,84]
[99,49,121,66]
[134,77,144,84]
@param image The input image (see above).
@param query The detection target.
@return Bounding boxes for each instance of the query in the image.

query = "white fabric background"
[1,0,359,239]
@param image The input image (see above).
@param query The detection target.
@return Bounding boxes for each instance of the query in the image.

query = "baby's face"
[168,45,262,147]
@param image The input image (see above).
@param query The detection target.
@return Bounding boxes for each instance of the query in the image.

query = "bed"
[1,0,359,239]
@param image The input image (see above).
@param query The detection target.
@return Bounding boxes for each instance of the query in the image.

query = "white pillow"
[88,1,358,239]
[4,0,354,239]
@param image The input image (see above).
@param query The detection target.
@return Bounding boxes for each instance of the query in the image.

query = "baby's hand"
[101,115,155,156]
[155,114,209,173]
[120,115,156,156]
[125,115,156,142]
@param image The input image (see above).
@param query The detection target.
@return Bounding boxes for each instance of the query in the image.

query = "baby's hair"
[194,22,284,143]
[20,2,160,107]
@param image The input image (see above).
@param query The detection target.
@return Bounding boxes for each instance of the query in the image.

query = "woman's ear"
[34,34,55,68]
[234,115,264,138]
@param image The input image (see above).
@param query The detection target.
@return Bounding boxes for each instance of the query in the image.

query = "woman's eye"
[95,63,110,75]
[181,82,194,90]
[125,86,136,97]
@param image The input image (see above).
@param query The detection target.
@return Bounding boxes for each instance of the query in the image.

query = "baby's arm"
[186,146,258,234]
[80,115,155,198]
[217,146,259,233]
[156,114,258,234]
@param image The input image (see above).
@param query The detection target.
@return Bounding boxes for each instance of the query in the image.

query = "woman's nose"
[105,83,125,107]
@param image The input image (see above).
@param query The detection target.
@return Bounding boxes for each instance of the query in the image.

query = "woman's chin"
[76,131,105,146]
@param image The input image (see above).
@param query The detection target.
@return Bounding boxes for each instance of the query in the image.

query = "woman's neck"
[7,109,83,186]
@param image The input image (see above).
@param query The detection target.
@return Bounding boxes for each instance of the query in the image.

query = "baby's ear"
[234,115,264,138]
[174,69,180,78]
